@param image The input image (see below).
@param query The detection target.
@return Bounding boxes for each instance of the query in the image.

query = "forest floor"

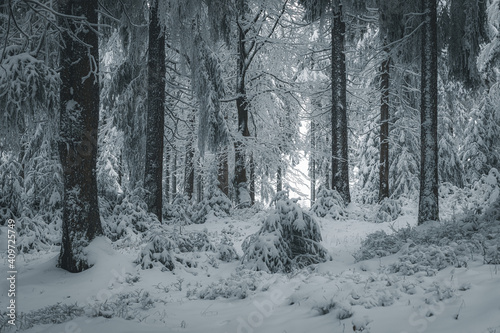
[1,201,499,333]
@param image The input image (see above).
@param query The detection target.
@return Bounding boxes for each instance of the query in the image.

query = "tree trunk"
[164,144,170,204]
[57,0,103,272]
[184,141,195,200]
[331,3,351,204]
[172,149,177,199]
[249,151,255,205]
[217,147,229,196]
[418,0,439,224]
[234,14,251,207]
[277,165,283,193]
[379,47,390,202]
[310,116,316,206]
[144,0,165,222]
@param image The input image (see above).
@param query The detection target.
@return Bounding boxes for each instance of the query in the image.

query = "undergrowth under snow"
[1,186,500,333]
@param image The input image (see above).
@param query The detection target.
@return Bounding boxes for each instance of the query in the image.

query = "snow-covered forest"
[1,0,500,332]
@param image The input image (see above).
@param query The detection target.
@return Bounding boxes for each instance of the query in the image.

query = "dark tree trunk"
[144,0,165,222]
[249,151,255,205]
[310,116,316,205]
[184,139,195,200]
[277,165,283,193]
[217,147,229,196]
[418,0,439,224]
[234,14,251,207]
[57,0,103,272]
[331,3,351,204]
[164,144,170,204]
[379,48,390,202]
[196,162,203,203]
[171,150,177,199]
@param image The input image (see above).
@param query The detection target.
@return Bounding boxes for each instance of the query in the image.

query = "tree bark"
[171,149,177,199]
[144,0,165,222]
[331,3,351,204]
[164,144,170,204]
[379,46,390,202]
[234,10,251,207]
[310,116,316,205]
[184,140,195,200]
[57,0,103,272]
[249,151,255,205]
[277,165,283,193]
[217,147,229,196]
[418,0,439,224]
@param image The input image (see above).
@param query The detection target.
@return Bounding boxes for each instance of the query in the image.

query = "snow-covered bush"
[4,303,84,331]
[310,186,346,219]
[217,243,239,262]
[134,232,176,271]
[135,227,223,271]
[16,212,62,253]
[242,194,330,273]
[439,182,467,218]
[466,168,500,215]
[170,230,216,253]
[389,243,471,276]
[191,185,232,224]
[104,186,158,243]
[375,198,402,223]
[354,230,405,261]
[86,290,155,320]
[164,194,193,228]
[188,270,263,300]
[0,157,24,221]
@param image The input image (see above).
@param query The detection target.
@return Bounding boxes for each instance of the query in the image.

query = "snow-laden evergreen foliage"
[188,270,264,300]
[17,212,61,253]
[241,193,330,273]
[103,186,158,245]
[164,194,193,228]
[466,168,500,214]
[375,198,402,223]
[310,186,347,219]
[0,156,23,220]
[135,224,238,271]
[191,185,232,223]
[355,189,500,271]
[460,91,500,183]
[97,116,123,203]
[0,53,59,147]
[135,232,176,271]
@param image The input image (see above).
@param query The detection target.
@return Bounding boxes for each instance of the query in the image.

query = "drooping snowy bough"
[241,194,330,273]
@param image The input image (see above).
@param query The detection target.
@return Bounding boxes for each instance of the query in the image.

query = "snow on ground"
[1,203,500,333]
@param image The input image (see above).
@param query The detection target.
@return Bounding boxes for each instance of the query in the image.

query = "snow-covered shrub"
[466,168,500,215]
[375,198,402,223]
[170,230,216,253]
[4,303,84,331]
[353,230,405,261]
[191,185,232,224]
[188,270,262,300]
[217,243,239,262]
[16,212,62,253]
[310,186,346,219]
[313,299,353,319]
[135,232,176,271]
[439,182,467,218]
[242,194,330,273]
[389,243,470,276]
[86,290,155,320]
[104,186,158,243]
[164,194,192,228]
[0,157,24,221]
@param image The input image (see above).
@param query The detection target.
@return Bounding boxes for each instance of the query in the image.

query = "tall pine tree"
[58,0,103,272]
